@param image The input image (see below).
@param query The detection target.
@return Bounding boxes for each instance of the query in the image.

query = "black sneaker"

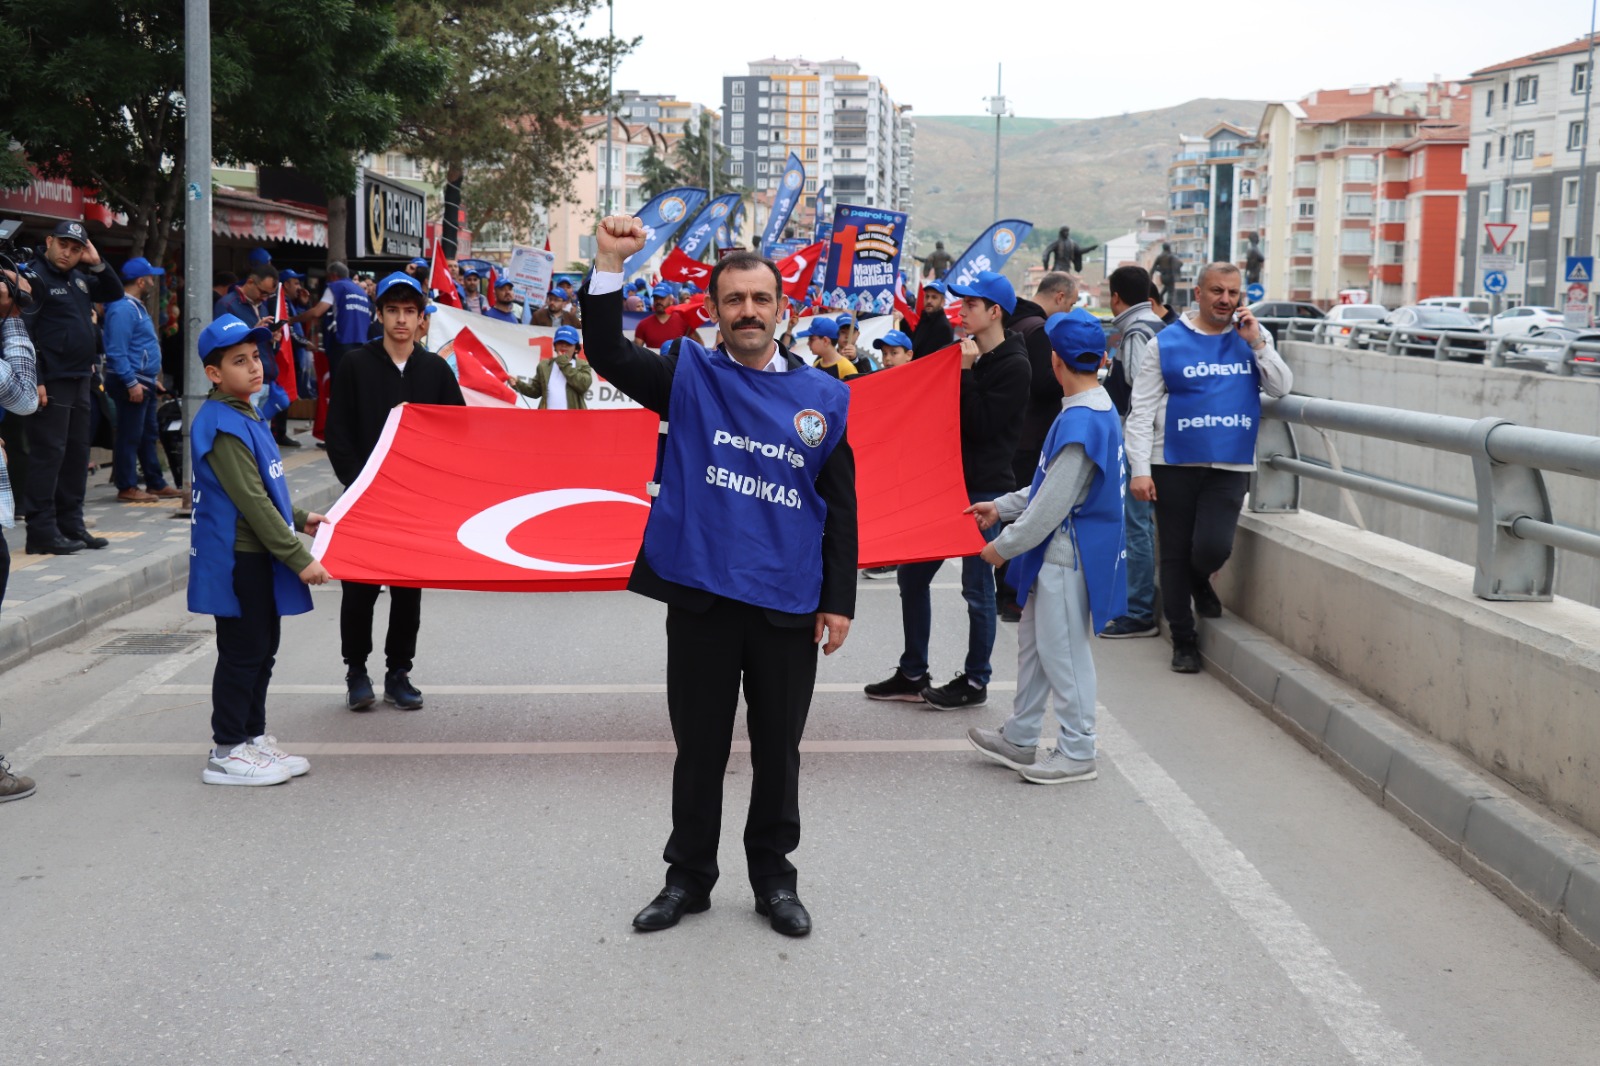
[275,434,303,449]
[1171,641,1202,674]
[25,535,85,555]
[63,531,109,550]
[921,673,988,710]
[862,566,897,580]
[1192,578,1222,619]
[864,669,928,702]
[997,601,1022,623]
[384,670,424,710]
[1099,615,1160,639]
[346,672,376,711]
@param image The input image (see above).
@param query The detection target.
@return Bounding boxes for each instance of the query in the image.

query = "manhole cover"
[94,632,203,655]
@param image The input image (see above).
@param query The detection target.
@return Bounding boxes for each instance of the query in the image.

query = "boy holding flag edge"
[963,309,1127,785]
[189,315,331,786]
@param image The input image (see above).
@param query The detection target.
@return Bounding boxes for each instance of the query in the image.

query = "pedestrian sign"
[1483,271,1508,294]
[1485,222,1517,253]
[1245,282,1265,302]
[1566,256,1594,284]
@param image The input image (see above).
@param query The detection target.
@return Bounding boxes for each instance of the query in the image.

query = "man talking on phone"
[1124,262,1292,674]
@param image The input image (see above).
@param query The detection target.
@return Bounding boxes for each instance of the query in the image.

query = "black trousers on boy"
[212,551,281,747]
[339,580,421,675]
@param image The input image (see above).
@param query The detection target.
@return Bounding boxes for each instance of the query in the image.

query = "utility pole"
[1575,0,1598,324]
[987,65,1006,221]
[604,0,615,216]
[182,0,212,465]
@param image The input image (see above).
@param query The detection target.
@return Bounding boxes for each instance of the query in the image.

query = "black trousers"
[340,580,421,674]
[212,551,281,746]
[1151,466,1250,644]
[23,376,92,542]
[1,525,10,604]
[663,598,818,897]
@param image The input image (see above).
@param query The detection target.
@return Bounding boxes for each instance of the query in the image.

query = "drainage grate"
[94,632,204,655]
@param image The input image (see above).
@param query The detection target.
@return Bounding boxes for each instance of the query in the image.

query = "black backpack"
[1104,320,1159,417]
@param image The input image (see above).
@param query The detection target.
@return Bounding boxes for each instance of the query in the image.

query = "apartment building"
[1465,35,1600,311]
[1257,80,1465,305]
[720,57,914,236]
[1164,124,1260,305]
[1369,122,1469,307]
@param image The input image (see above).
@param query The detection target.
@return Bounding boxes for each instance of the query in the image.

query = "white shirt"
[589,269,787,373]
[547,358,568,410]
[1123,310,1294,477]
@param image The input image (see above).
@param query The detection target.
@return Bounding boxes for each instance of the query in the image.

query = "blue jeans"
[108,381,169,492]
[1124,475,1157,624]
[897,491,1002,687]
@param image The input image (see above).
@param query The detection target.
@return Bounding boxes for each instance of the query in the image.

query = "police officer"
[18,221,125,554]
[581,215,857,939]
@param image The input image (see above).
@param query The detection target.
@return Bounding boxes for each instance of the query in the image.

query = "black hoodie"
[1005,296,1066,482]
[959,331,1031,493]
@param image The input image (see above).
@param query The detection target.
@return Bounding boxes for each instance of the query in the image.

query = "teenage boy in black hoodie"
[324,272,465,712]
[865,270,1030,710]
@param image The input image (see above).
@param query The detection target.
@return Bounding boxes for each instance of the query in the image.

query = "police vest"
[187,400,314,619]
[643,339,850,615]
[1005,399,1129,631]
[1158,325,1262,465]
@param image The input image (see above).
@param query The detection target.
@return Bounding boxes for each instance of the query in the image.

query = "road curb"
[0,478,342,674]
[1197,612,1600,977]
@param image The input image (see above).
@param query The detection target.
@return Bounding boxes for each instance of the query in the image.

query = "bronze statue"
[1042,226,1096,273]
[919,240,953,279]
[1244,234,1264,286]
[1152,242,1180,305]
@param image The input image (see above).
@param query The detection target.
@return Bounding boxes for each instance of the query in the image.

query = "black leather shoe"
[384,670,424,710]
[26,535,85,555]
[1192,578,1222,619]
[632,886,709,932]
[346,672,376,710]
[755,890,812,937]
[63,531,109,550]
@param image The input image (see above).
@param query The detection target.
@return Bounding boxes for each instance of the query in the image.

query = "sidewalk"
[0,429,344,672]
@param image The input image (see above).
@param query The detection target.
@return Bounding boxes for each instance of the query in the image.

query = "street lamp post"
[1574,3,1598,325]
[603,0,615,216]
[987,65,1007,221]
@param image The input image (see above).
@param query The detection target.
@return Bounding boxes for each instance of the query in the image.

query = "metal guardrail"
[1261,318,1600,376]
[1249,395,1600,601]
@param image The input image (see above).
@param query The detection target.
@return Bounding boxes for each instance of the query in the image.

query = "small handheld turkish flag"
[273,285,299,404]
[429,242,461,309]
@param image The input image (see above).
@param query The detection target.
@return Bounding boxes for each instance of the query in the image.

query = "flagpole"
[604,0,615,216]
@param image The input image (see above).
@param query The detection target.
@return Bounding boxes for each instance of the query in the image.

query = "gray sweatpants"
[1000,560,1098,761]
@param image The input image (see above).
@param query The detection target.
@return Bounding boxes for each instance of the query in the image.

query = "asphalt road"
[2,568,1597,1064]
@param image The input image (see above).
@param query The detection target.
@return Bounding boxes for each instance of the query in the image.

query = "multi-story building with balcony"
[1464,35,1600,312]
[720,58,914,238]
[1257,80,1466,305]
[1163,124,1259,305]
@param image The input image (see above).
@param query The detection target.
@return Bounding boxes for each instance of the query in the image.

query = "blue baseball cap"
[118,256,165,281]
[650,283,675,300]
[246,247,273,266]
[873,329,914,350]
[198,314,272,362]
[493,275,514,289]
[277,267,305,281]
[375,271,427,305]
[922,279,947,296]
[553,325,581,346]
[946,270,1016,314]
[424,303,437,314]
[409,258,428,269]
[462,267,483,278]
[1044,309,1107,370]
[795,316,839,340]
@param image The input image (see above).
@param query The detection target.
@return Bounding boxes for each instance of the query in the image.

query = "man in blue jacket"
[103,257,182,502]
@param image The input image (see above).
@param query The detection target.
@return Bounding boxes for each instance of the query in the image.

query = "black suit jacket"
[580,285,857,627]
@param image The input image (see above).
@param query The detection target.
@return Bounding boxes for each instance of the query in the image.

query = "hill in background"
[911,98,1271,256]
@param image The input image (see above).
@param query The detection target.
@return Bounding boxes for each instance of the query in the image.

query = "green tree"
[673,114,724,193]
[0,1,446,259]
[638,144,684,200]
[392,0,632,237]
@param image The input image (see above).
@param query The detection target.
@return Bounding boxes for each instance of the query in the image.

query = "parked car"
[1249,300,1324,343]
[1499,326,1600,375]
[1323,303,1389,338]
[1379,306,1489,360]
[1484,305,1566,336]
[1418,296,1492,324]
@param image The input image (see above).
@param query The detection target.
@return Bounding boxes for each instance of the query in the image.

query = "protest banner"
[822,203,908,317]
[946,219,1034,287]
[623,187,708,277]
[507,246,555,306]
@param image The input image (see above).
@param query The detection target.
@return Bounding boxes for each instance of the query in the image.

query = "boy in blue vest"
[963,309,1128,784]
[190,315,331,786]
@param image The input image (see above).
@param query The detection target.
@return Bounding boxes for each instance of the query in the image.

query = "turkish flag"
[660,246,712,288]
[774,242,826,302]
[313,345,983,590]
[430,241,461,309]
[894,274,920,332]
[451,326,520,405]
[669,293,711,329]
[273,286,299,404]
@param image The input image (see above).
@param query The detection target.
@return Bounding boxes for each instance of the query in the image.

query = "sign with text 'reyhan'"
[822,203,908,317]
[353,169,426,259]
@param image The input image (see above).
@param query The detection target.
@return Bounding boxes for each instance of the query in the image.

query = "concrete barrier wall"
[1214,508,1600,839]
[1280,340,1600,607]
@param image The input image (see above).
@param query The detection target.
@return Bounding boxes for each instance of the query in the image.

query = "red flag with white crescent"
[774,242,826,303]
[660,246,712,288]
[430,241,462,309]
[273,285,299,404]
[312,345,982,589]
[451,326,520,405]
[894,274,920,332]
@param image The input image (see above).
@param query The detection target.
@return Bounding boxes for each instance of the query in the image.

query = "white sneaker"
[251,735,310,777]
[202,742,292,786]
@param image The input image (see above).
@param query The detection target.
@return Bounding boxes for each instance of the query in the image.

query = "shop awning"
[213,188,328,247]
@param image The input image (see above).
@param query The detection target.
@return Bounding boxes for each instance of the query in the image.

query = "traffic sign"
[1483,271,1508,294]
[1565,282,1591,328]
[1481,253,1516,272]
[1566,256,1594,284]
[1245,282,1265,302]
[1485,222,1517,253]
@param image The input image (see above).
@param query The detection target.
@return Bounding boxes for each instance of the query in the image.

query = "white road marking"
[49,739,973,757]
[1099,710,1428,1066]
[145,682,1018,696]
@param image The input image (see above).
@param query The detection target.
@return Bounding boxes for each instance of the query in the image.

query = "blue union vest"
[188,399,314,619]
[643,339,850,615]
[1158,325,1262,465]
[1005,400,1129,631]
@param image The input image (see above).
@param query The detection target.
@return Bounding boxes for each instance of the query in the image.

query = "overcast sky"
[586,0,1598,118]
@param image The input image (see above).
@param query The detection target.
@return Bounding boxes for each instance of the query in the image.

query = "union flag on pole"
[312,344,982,590]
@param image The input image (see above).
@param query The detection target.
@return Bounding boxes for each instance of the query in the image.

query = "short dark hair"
[377,286,426,311]
[245,264,278,283]
[212,270,236,289]
[708,251,784,303]
[1109,265,1152,306]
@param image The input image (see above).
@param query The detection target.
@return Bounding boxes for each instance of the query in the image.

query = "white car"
[1484,305,1565,336]
[1322,304,1389,338]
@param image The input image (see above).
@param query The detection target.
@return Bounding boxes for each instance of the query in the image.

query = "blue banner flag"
[760,153,806,251]
[624,187,708,278]
[945,219,1034,287]
[716,199,746,251]
[677,193,742,260]
[821,202,908,316]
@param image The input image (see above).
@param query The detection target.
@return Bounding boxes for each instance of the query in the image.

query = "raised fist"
[595,216,648,272]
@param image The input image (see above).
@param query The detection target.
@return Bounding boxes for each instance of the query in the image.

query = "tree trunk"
[442,164,463,258]
[327,195,348,266]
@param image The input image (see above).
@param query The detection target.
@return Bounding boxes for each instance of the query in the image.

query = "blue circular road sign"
[1245,283,1265,302]
[1483,271,1508,294]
